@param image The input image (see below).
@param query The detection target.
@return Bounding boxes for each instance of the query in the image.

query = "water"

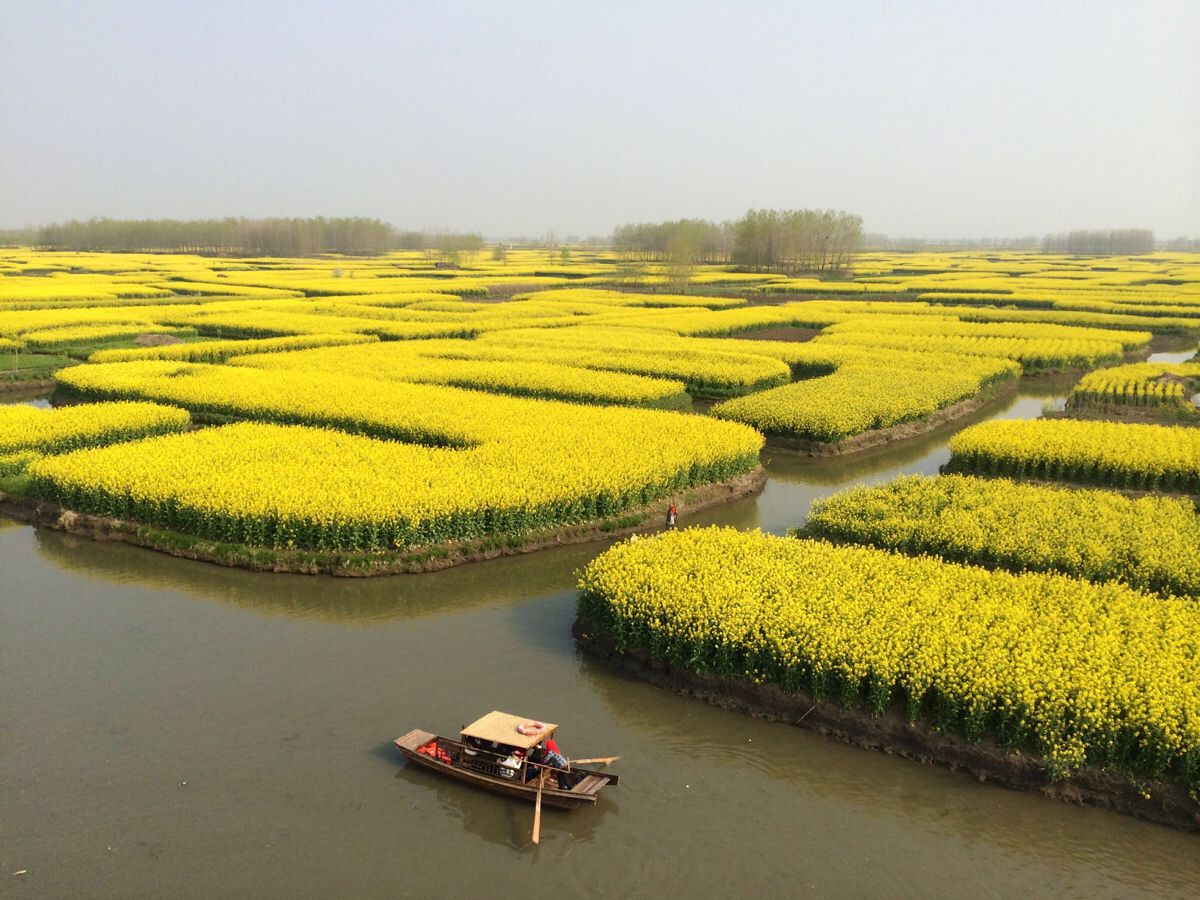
[0,385,53,408]
[4,369,1200,898]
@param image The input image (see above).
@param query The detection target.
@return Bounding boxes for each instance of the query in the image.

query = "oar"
[532,773,544,845]
[568,756,620,766]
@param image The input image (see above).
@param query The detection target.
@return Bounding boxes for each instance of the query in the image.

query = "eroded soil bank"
[0,467,765,576]
[573,614,1200,832]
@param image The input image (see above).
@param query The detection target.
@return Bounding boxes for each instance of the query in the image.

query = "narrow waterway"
[2,357,1198,898]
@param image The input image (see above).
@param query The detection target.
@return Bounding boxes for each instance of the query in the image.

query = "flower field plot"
[578,527,1200,792]
[948,418,1200,491]
[31,362,763,561]
[1066,361,1200,420]
[802,474,1200,598]
[0,401,190,474]
[89,332,379,364]
[710,348,1019,445]
[232,341,690,407]
[465,330,792,398]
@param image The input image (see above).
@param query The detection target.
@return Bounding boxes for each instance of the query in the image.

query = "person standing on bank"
[666,503,677,528]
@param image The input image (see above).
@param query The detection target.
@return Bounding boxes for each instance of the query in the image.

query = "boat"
[394,710,619,810]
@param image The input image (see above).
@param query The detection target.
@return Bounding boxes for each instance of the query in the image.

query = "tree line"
[28,217,485,257]
[1042,229,1156,255]
[613,208,864,274]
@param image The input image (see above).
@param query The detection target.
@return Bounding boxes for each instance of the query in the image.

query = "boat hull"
[393,729,612,810]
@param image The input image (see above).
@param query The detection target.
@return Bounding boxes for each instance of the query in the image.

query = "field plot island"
[2,247,1200,576]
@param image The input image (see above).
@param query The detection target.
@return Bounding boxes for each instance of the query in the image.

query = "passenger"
[500,748,523,779]
[543,738,570,789]
[524,745,547,783]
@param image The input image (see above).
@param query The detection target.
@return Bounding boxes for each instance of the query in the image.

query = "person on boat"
[666,503,677,528]
[523,744,546,783]
[500,748,523,779]
[543,738,571,789]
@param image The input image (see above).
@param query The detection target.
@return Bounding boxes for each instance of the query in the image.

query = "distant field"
[1,246,1198,561]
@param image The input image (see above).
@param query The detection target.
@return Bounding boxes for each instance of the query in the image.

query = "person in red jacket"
[542,738,570,789]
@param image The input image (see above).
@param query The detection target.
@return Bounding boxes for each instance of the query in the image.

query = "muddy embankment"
[0,468,765,576]
[574,615,1200,832]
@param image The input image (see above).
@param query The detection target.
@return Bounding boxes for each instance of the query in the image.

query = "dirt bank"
[764,380,1019,456]
[0,468,765,576]
[574,615,1200,832]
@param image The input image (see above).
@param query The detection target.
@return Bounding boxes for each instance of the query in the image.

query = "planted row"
[0,401,190,460]
[948,419,1200,492]
[803,474,1200,598]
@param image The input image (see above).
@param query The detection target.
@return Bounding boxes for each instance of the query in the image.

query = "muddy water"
[4,368,1200,898]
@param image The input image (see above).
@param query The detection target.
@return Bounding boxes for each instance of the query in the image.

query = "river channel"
[3,356,1199,898]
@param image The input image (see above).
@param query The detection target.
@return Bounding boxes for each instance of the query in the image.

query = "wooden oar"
[532,772,544,845]
[568,756,620,766]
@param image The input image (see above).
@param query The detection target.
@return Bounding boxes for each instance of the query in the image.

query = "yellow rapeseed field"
[949,419,1200,491]
[804,474,1200,597]
[578,527,1200,787]
[0,401,190,474]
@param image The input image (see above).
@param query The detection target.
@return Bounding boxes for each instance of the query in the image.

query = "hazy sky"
[3,0,1198,238]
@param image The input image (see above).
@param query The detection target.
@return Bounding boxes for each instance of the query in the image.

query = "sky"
[2,0,1198,239]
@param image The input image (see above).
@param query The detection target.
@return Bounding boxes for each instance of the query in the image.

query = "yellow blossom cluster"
[89,332,378,364]
[32,363,763,549]
[232,340,690,407]
[712,350,1018,442]
[803,474,1200,598]
[0,401,189,473]
[949,419,1200,491]
[578,527,1200,786]
[1067,362,1200,417]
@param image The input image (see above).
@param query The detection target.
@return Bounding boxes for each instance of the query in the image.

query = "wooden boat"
[394,710,618,810]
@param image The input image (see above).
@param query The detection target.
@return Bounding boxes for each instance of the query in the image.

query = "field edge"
[572,613,1200,833]
[0,466,766,576]
[762,378,1020,456]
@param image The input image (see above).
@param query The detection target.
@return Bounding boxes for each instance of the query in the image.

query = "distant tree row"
[0,226,39,247]
[732,209,863,273]
[612,219,736,263]
[1164,236,1200,252]
[27,218,489,258]
[392,230,486,256]
[862,234,1042,251]
[33,217,397,256]
[1042,229,1155,255]
[612,209,863,275]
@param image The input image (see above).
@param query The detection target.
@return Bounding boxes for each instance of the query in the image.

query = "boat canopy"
[460,711,559,750]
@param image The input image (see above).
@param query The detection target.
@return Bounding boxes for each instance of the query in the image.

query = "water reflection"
[391,758,616,851]
[32,528,602,624]
[575,654,1200,895]
[0,385,53,407]
[1148,347,1199,365]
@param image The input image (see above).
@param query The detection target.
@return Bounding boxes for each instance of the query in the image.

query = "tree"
[665,231,698,292]
[1042,229,1155,255]
[730,209,863,273]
